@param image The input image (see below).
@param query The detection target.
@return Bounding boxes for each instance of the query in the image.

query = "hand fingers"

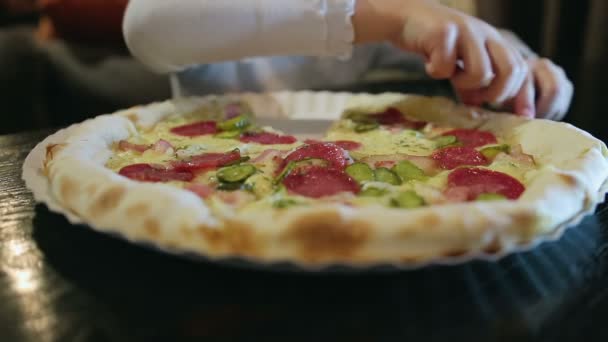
[481,39,528,105]
[533,59,564,118]
[425,23,458,79]
[553,78,574,120]
[450,26,494,96]
[512,74,535,118]
[533,59,573,120]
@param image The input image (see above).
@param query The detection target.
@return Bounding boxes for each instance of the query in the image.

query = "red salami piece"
[119,164,194,182]
[282,166,360,198]
[240,132,297,145]
[447,167,525,200]
[304,139,362,151]
[332,140,362,151]
[224,103,243,119]
[281,143,349,171]
[431,146,489,170]
[369,107,427,129]
[118,140,150,153]
[171,150,242,171]
[170,121,218,137]
[442,129,497,148]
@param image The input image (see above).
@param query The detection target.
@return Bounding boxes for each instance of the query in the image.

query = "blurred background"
[0,0,606,141]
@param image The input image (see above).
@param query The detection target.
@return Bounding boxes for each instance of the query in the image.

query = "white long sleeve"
[123,0,356,73]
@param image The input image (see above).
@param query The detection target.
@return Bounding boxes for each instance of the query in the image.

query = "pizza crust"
[36,93,608,267]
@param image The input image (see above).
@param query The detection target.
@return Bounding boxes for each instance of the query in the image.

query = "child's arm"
[124,0,571,119]
[124,0,357,73]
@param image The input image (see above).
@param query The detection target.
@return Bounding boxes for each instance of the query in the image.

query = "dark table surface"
[2,122,608,341]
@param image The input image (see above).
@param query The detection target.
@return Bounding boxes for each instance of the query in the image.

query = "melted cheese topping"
[106,110,539,213]
[326,126,436,156]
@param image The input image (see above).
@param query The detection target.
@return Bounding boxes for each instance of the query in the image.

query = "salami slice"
[170,121,218,137]
[240,132,297,145]
[370,107,427,129]
[304,139,362,151]
[282,166,360,198]
[224,103,243,119]
[171,150,242,171]
[442,129,497,148]
[447,167,525,200]
[119,164,194,182]
[281,143,349,171]
[431,146,489,170]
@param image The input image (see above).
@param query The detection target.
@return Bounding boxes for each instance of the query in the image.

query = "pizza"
[32,92,608,267]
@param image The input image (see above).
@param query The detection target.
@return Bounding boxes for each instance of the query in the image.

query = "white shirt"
[123,0,426,95]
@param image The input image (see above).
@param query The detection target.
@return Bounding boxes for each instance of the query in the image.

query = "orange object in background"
[38,0,128,45]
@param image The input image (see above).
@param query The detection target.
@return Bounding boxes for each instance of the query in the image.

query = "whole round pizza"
[23,92,608,269]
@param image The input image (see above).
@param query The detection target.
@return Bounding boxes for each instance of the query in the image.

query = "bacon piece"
[304,139,362,151]
[280,142,349,172]
[171,150,242,172]
[119,164,193,182]
[361,154,438,175]
[185,183,214,199]
[444,186,472,202]
[170,121,218,137]
[388,126,404,134]
[150,139,174,154]
[251,149,284,164]
[441,129,497,148]
[282,166,360,198]
[509,144,536,166]
[216,190,256,207]
[447,167,525,201]
[431,146,489,170]
[118,140,150,153]
[240,132,297,145]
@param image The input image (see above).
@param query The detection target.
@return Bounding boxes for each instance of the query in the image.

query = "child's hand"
[355,0,552,117]
[519,58,573,120]
[457,57,573,120]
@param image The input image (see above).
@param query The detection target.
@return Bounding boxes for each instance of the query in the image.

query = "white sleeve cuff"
[325,0,357,59]
[257,0,356,58]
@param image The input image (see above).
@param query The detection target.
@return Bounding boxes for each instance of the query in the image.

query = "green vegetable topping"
[476,193,507,201]
[244,174,274,198]
[480,144,511,159]
[217,164,257,183]
[274,159,328,184]
[359,187,388,197]
[345,163,375,183]
[354,122,380,133]
[274,161,296,185]
[391,160,428,182]
[273,198,299,209]
[218,114,251,131]
[225,156,251,166]
[216,182,244,191]
[390,191,426,209]
[433,135,459,148]
[374,167,402,185]
[215,130,242,139]
[344,110,372,123]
